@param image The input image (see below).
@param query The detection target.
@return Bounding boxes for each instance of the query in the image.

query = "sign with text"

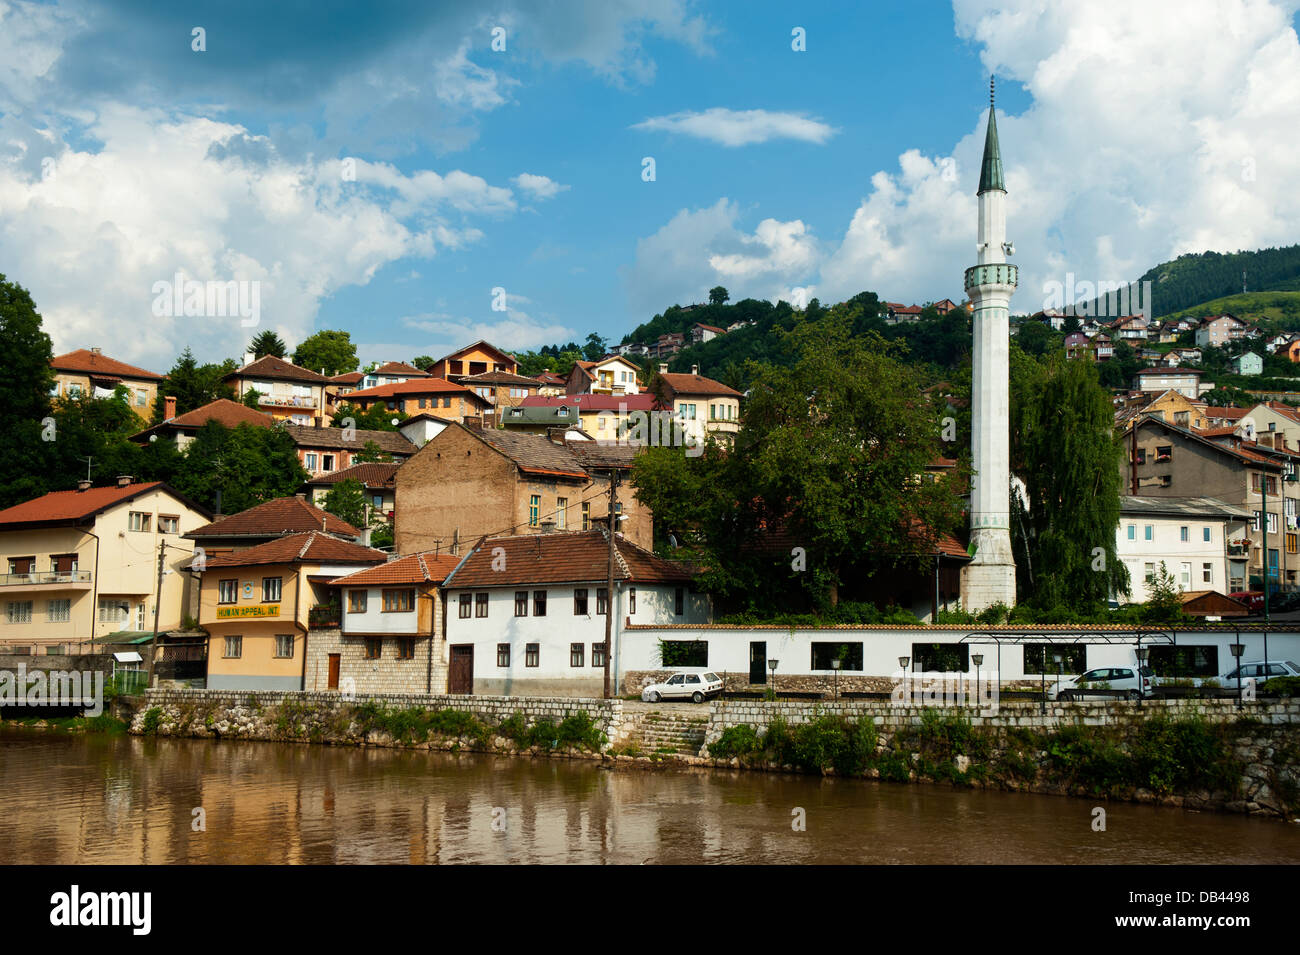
[217,605,280,619]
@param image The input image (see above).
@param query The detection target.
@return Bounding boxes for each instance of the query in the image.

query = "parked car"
[641,671,724,703]
[1267,591,1300,613]
[1047,665,1153,701]
[1229,590,1265,614]
[1219,659,1300,686]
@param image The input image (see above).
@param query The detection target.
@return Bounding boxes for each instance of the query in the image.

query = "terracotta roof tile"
[307,462,400,488]
[0,482,197,527]
[563,441,639,469]
[131,399,275,442]
[282,425,416,455]
[329,551,462,586]
[458,370,543,387]
[329,372,364,385]
[346,378,484,400]
[370,361,430,377]
[226,355,329,384]
[657,372,742,398]
[521,394,660,412]
[474,428,589,478]
[201,531,386,568]
[51,349,164,381]
[188,496,361,539]
[445,530,694,588]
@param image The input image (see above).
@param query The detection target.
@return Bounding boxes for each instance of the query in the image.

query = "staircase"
[619,708,708,756]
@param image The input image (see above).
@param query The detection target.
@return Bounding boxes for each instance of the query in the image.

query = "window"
[274,634,294,658]
[382,589,414,612]
[571,643,585,667]
[47,599,71,623]
[1180,526,1189,543]
[1144,525,1154,541]
[811,642,864,671]
[262,577,282,602]
[98,598,130,623]
[525,644,539,667]
[573,588,589,615]
[128,511,151,532]
[372,495,383,509]
[218,579,238,604]
[1253,510,1262,532]
[475,592,489,617]
[675,587,684,615]
[159,515,179,534]
[515,591,528,617]
[1268,513,1279,534]
[459,594,472,618]
[628,588,636,615]
[529,495,540,526]
[306,453,318,471]
[1126,524,1135,540]
[1289,533,1298,555]
[597,587,608,615]
[1144,562,1155,582]
[348,590,368,614]
[1133,448,1146,465]
[533,590,547,616]
[322,454,335,471]
[1180,562,1191,588]
[365,638,382,660]
[442,396,452,408]
[497,643,511,667]
[556,497,567,529]
[660,640,708,667]
[1155,446,1172,462]
[1203,527,1211,542]
[7,556,34,576]
[418,398,426,408]
[592,642,607,667]
[1149,644,1218,678]
[223,636,242,658]
[397,638,415,660]
[1202,562,1213,583]
[6,601,33,624]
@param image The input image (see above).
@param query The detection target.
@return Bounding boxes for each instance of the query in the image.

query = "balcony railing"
[258,394,318,409]
[1,571,92,586]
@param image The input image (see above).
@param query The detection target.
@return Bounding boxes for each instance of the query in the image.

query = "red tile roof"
[201,531,387,568]
[51,349,163,381]
[306,462,400,488]
[370,361,430,377]
[657,371,743,398]
[474,428,590,479]
[226,355,330,384]
[693,323,727,334]
[329,551,462,587]
[0,482,207,527]
[445,530,695,588]
[188,496,361,539]
[521,394,660,412]
[282,425,416,456]
[131,399,274,442]
[329,372,364,385]
[458,370,543,387]
[346,378,482,400]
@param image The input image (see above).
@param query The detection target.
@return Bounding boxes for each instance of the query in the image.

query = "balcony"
[258,394,319,410]
[308,604,341,628]
[1227,541,1250,558]
[963,263,1019,291]
[1,571,92,588]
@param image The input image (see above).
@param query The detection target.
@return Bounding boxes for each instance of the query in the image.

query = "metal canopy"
[958,630,1173,645]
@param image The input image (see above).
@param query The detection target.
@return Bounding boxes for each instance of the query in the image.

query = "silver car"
[1220,659,1300,686]
[1047,665,1153,701]
[642,671,724,703]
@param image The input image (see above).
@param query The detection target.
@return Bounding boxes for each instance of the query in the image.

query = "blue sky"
[1,0,1296,370]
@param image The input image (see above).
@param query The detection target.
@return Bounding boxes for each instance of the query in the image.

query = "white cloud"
[511,173,570,200]
[399,306,574,355]
[632,108,837,147]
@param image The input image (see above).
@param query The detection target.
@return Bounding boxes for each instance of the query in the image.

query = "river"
[2,728,1297,864]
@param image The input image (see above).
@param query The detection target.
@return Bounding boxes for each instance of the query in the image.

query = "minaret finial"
[990,74,995,108]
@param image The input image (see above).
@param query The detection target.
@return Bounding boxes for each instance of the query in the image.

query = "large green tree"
[321,478,367,529]
[150,347,236,422]
[293,330,358,377]
[172,422,309,514]
[1013,355,1129,610]
[248,330,287,359]
[0,276,55,507]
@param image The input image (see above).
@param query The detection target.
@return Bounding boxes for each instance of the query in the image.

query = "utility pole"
[1263,469,1271,624]
[603,468,619,699]
[146,539,166,689]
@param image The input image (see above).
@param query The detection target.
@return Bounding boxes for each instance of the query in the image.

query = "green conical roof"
[978,100,1004,194]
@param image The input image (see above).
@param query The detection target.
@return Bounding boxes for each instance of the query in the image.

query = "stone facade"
[304,628,447,696]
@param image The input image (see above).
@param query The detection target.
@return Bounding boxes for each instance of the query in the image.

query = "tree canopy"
[293,330,358,377]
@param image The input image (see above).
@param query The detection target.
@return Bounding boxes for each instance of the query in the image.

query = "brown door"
[327,654,340,690]
[449,645,474,695]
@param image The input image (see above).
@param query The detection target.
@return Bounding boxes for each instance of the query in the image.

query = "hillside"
[1162,290,1300,331]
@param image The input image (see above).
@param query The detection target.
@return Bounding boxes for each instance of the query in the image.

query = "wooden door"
[749,641,767,685]
[327,654,340,690]
[449,645,474,695]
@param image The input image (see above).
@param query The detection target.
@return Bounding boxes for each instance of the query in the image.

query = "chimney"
[540,518,557,534]
[213,488,222,517]
[295,492,306,500]
[77,479,92,492]
[244,352,254,366]
[90,347,101,355]
[116,475,133,487]
[164,395,177,420]
[691,364,699,376]
[658,363,668,374]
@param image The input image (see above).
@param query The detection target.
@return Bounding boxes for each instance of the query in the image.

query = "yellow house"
[198,531,385,690]
[0,479,212,653]
[426,340,518,380]
[51,349,165,423]
[1119,389,1210,433]
[223,355,333,426]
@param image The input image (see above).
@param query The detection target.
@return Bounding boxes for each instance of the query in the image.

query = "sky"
[2,0,1300,372]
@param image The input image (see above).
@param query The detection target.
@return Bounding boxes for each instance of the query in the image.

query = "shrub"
[1261,676,1300,697]
[140,707,162,735]
[708,724,762,760]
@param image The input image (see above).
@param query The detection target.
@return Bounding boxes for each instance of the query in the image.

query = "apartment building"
[50,349,165,422]
[1115,496,1252,600]
[224,355,333,426]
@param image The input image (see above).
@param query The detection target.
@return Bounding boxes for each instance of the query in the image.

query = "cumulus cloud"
[631,107,837,146]
[511,173,570,200]
[399,303,574,355]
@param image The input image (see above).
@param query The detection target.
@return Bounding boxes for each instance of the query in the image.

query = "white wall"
[340,585,421,635]
[1115,514,1242,601]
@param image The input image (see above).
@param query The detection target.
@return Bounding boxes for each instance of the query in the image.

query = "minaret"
[963,77,1017,610]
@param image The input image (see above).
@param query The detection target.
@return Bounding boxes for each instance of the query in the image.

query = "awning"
[113,651,143,663]
[91,632,155,645]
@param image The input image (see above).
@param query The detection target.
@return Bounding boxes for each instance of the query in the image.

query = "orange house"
[425,340,518,381]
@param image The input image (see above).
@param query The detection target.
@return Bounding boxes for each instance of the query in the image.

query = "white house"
[398,412,453,448]
[1232,352,1264,376]
[441,529,710,696]
[1134,367,1202,399]
[1115,496,1252,601]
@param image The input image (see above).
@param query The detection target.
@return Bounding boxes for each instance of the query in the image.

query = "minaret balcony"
[964,263,1019,291]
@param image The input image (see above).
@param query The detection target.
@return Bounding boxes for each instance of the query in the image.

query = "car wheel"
[1124,690,1136,701]
[692,691,704,704]
[1058,690,1071,702]
[649,691,661,703]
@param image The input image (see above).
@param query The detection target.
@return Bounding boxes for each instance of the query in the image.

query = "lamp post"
[1040,653,1047,715]
[1135,646,1149,710]
[831,658,841,702]
[768,658,779,700]
[972,653,983,708]
[1230,642,1245,710]
[1053,653,1063,709]
[899,656,910,706]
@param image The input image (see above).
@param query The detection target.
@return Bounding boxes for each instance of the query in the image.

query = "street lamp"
[1053,653,1063,709]
[972,653,984,707]
[1135,646,1150,710]
[768,658,779,700]
[831,658,841,702]
[1230,642,1245,710]
[899,656,910,706]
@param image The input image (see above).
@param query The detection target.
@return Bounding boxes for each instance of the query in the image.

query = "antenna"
[77,456,93,482]
[990,74,995,108]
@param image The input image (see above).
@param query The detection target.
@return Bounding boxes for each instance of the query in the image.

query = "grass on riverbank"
[2,713,128,734]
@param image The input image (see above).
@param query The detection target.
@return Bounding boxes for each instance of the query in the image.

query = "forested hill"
[1078,244,1300,318]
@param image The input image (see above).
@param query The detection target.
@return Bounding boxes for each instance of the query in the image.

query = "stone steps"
[616,709,707,755]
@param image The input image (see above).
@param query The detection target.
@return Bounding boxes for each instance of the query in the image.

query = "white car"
[641,671,724,703]
[1219,660,1300,686]
[1047,665,1153,701]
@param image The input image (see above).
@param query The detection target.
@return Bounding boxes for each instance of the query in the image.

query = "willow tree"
[1014,355,1129,609]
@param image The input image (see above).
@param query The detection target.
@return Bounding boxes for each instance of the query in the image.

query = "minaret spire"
[978,76,1005,195]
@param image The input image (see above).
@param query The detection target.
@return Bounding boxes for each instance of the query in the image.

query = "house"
[129,398,275,449]
[197,532,386,691]
[1240,401,1300,452]
[518,393,659,443]
[884,303,925,325]
[304,462,400,523]
[649,333,685,358]
[397,413,455,449]
[566,356,643,396]
[1091,333,1114,361]
[1064,332,1090,360]
[1134,367,1203,399]
[439,529,708,696]
[689,323,727,345]
[224,355,333,426]
[1168,347,1202,365]
[499,403,585,434]
[282,424,418,477]
[611,342,649,357]
[341,378,491,424]
[459,370,543,419]
[424,340,519,381]
[393,424,653,555]
[305,551,462,695]
[360,361,430,390]
[652,364,743,447]
[1232,351,1264,375]
[50,348,165,421]
[0,478,211,654]
[1111,315,1150,341]
[1195,314,1246,348]
[1115,496,1253,601]
[1122,415,1300,592]
[325,371,364,414]
[533,371,568,396]
[186,496,362,560]
[1116,389,1210,433]
[931,299,961,314]
[1276,341,1300,363]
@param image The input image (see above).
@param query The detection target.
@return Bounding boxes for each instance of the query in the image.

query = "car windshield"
[1288,662,1300,672]
[704,673,720,682]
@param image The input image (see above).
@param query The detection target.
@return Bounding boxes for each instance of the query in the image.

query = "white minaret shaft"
[963,77,1018,610]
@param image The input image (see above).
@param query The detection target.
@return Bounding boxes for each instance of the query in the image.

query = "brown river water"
[1,728,1298,864]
